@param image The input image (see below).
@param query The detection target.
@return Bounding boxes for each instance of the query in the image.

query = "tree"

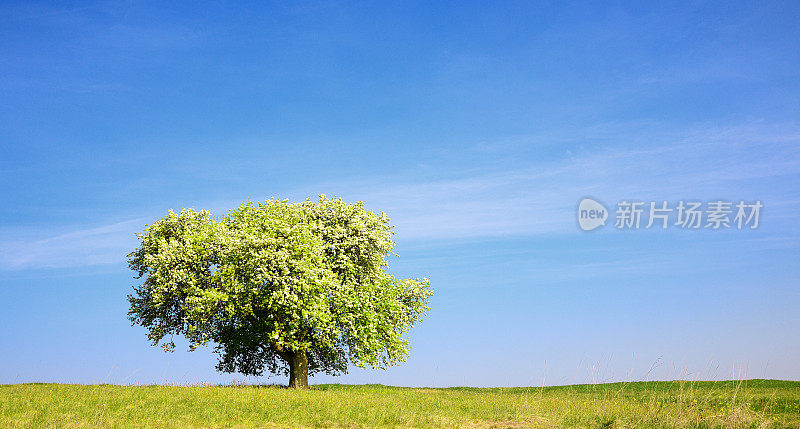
[127,196,433,388]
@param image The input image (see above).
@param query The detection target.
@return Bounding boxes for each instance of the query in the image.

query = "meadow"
[1,379,798,428]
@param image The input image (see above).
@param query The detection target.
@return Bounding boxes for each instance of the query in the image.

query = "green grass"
[1,380,799,428]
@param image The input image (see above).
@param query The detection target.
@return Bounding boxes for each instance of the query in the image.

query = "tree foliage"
[127,196,433,387]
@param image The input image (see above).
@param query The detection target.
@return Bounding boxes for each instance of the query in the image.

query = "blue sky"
[1,1,799,386]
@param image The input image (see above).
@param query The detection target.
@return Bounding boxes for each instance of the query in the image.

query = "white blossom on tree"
[127,196,433,389]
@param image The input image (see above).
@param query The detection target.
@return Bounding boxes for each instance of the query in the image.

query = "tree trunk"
[286,350,309,389]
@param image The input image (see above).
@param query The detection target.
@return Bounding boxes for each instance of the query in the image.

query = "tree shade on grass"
[127,196,433,388]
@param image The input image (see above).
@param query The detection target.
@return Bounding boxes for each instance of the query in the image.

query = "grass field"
[1,380,798,428]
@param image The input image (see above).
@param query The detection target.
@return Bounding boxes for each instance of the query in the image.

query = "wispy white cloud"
[319,126,800,240]
[1,123,797,270]
[0,218,147,270]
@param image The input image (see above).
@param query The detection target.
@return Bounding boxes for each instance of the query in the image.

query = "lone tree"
[127,196,433,388]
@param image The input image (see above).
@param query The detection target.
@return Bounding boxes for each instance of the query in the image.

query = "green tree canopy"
[127,196,433,388]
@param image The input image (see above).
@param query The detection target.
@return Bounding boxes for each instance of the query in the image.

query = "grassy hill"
[1,380,798,428]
